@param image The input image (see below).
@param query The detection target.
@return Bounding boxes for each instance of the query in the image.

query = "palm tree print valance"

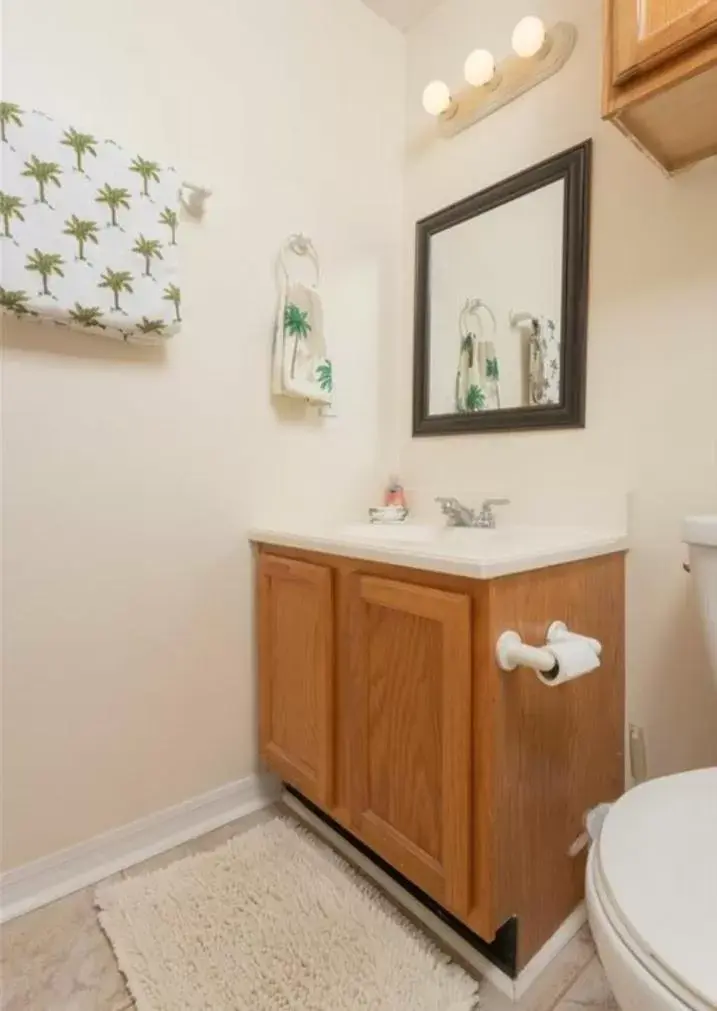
[0,103,181,343]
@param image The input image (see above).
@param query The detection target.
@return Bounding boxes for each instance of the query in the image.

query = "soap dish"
[368,506,409,525]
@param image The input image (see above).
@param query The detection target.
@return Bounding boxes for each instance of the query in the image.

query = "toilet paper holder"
[496,622,603,681]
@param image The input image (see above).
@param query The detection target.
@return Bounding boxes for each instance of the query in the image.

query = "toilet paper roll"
[537,638,601,687]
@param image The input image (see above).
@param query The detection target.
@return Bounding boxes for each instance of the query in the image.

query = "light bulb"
[422,80,452,117]
[512,16,547,58]
[464,49,496,87]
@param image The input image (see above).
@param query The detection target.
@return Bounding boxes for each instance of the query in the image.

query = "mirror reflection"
[428,179,565,416]
[413,141,591,437]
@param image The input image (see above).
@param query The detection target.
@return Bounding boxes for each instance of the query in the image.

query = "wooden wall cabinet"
[256,545,626,970]
[603,0,717,172]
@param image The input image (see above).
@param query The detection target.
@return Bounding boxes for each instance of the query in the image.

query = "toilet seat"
[593,768,717,1010]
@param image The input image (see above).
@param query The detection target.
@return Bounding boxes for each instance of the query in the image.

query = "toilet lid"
[598,768,717,1008]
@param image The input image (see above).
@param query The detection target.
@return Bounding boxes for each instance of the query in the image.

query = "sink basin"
[340,523,439,542]
[340,523,499,545]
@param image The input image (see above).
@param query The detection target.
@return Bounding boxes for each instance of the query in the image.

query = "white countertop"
[250,522,629,579]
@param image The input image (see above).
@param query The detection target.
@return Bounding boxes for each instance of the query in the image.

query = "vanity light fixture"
[421,19,577,137]
[464,49,498,89]
[511,16,548,59]
[422,80,455,118]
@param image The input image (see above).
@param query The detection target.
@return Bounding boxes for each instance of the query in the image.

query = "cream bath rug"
[96,816,479,1010]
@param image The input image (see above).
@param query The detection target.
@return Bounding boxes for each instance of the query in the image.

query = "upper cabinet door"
[610,0,717,83]
[258,553,334,807]
[346,574,473,917]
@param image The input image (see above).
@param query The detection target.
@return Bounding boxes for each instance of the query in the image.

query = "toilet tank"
[684,516,717,682]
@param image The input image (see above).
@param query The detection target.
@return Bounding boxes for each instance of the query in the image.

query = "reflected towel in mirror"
[528,316,560,406]
[455,299,501,412]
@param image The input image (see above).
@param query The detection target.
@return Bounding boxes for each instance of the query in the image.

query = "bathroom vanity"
[252,523,627,974]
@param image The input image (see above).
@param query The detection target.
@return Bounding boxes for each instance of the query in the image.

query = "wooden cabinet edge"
[602,11,717,174]
[610,2,717,88]
[606,114,675,175]
[603,10,717,114]
[609,109,717,175]
[470,578,500,941]
[488,554,626,966]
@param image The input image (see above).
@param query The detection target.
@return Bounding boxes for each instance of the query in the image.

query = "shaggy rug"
[96,816,479,1010]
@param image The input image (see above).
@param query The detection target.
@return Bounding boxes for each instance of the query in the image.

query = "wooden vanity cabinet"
[257,554,334,808]
[344,573,473,918]
[256,545,626,970]
[603,0,717,172]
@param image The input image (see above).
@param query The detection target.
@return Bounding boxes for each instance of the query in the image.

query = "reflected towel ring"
[509,309,537,331]
[460,297,497,340]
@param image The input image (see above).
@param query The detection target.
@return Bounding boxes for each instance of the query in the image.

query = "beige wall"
[1,0,405,869]
[396,0,717,776]
[2,0,716,874]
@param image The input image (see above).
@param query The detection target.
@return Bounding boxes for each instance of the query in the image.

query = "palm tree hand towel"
[0,103,181,343]
[272,238,333,406]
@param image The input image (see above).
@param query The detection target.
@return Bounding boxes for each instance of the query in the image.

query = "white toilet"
[586,515,717,1011]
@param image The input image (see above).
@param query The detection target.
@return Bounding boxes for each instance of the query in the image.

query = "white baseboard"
[513,901,587,999]
[283,789,586,1002]
[0,772,279,923]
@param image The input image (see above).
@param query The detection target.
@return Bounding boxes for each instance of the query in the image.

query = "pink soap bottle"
[385,476,407,510]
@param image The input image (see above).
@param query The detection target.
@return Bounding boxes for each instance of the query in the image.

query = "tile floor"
[1,805,617,1010]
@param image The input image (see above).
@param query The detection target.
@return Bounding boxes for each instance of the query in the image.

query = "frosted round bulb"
[464,49,496,87]
[512,16,547,58]
[422,80,452,117]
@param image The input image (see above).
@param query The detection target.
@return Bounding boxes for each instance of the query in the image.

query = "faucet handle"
[478,498,510,528]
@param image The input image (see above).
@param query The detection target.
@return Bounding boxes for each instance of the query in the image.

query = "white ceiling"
[360,0,445,31]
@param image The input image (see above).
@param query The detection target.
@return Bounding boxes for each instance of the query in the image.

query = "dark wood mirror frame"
[413,140,592,437]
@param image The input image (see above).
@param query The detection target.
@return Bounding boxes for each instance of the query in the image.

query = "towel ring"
[179,182,212,218]
[279,233,321,288]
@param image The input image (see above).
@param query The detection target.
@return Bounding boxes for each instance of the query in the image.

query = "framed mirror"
[413,141,592,436]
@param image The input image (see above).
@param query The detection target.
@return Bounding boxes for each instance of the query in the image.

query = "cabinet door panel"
[258,554,333,807]
[611,0,717,82]
[348,574,472,916]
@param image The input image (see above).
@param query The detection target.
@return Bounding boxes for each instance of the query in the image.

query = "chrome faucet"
[435,496,510,529]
